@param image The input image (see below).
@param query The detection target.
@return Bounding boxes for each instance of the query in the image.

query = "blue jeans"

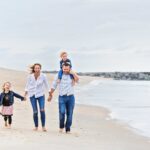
[59,95,75,132]
[58,69,74,80]
[30,95,46,127]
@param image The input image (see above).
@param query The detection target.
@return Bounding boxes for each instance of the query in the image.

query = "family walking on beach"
[0,51,79,134]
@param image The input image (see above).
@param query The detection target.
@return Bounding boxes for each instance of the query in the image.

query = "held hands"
[24,92,28,101]
[47,94,53,102]
[23,96,27,101]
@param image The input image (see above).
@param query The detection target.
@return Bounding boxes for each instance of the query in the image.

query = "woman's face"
[4,83,11,91]
[34,65,41,74]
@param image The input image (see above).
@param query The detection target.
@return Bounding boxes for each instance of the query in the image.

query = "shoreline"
[75,102,150,140]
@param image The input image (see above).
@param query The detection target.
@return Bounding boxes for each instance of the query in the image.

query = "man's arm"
[70,70,79,83]
[47,74,58,102]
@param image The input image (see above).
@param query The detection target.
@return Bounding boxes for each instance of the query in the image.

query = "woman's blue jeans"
[30,95,46,127]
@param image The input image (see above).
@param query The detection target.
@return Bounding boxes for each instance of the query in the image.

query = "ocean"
[75,79,150,138]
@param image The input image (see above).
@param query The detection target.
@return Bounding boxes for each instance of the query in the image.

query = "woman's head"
[2,82,11,92]
[60,51,68,61]
[30,63,42,74]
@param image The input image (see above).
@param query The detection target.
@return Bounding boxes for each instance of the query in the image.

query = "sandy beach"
[0,68,149,150]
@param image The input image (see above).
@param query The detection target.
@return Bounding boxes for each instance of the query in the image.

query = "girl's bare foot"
[42,127,47,132]
[8,124,11,129]
[33,127,38,131]
[5,122,8,127]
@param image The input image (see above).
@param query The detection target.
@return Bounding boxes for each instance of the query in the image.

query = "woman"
[24,63,51,132]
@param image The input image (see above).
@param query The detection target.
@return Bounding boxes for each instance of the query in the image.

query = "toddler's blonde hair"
[60,51,68,58]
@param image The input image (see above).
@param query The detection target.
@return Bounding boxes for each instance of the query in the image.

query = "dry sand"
[0,68,149,150]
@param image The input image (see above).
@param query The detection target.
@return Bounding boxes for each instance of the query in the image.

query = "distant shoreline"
[43,71,150,81]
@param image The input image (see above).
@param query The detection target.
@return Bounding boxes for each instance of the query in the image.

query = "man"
[48,62,79,133]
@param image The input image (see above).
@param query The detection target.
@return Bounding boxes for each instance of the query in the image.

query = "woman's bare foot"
[42,127,47,132]
[59,128,64,133]
[33,127,38,131]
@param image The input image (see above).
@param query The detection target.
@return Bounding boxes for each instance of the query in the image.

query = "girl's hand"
[24,96,27,101]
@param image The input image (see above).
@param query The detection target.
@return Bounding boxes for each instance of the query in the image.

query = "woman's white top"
[25,73,50,98]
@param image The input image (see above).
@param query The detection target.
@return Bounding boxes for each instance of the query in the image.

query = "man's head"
[62,62,71,74]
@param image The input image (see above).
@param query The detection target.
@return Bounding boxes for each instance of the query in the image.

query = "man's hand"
[48,89,55,102]
[70,70,79,83]
[47,94,53,102]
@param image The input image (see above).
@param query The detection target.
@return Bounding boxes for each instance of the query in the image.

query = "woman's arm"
[43,74,51,93]
[24,75,30,97]
[25,76,30,95]
[47,74,58,102]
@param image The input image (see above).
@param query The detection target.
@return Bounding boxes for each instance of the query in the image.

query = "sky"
[0,0,150,72]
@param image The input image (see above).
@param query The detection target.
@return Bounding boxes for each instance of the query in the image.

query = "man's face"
[62,65,71,74]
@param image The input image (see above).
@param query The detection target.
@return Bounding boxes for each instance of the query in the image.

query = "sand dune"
[0,68,149,150]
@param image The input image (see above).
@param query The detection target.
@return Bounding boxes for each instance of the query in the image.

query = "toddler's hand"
[70,70,75,75]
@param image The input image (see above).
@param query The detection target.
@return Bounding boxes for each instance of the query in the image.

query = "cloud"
[0,0,149,71]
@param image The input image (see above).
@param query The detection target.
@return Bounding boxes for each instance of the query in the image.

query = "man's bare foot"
[5,122,8,127]
[33,127,38,131]
[42,127,47,132]
[66,131,71,134]
[59,128,64,133]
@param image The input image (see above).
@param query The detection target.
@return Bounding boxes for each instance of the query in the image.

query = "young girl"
[0,82,25,128]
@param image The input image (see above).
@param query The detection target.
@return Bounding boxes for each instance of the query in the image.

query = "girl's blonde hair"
[60,51,68,58]
[2,82,11,92]
[29,63,42,74]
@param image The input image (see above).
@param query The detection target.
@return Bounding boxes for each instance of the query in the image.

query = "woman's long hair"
[29,63,42,74]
